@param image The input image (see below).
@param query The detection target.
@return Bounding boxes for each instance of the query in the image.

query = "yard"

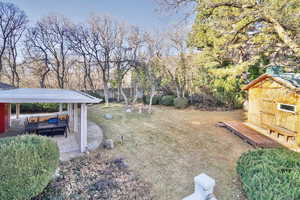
[88,104,252,200]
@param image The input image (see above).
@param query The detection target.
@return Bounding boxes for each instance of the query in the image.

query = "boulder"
[104,114,113,120]
[104,139,114,149]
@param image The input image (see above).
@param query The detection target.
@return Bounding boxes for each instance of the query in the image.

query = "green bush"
[143,95,161,105]
[11,103,60,113]
[211,77,244,109]
[174,97,189,109]
[237,148,300,200]
[0,135,60,200]
[160,95,175,106]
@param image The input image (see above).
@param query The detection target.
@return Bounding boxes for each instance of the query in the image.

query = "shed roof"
[0,82,15,90]
[0,88,101,103]
[243,73,300,92]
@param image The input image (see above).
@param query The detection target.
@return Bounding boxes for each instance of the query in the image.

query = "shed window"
[278,103,296,113]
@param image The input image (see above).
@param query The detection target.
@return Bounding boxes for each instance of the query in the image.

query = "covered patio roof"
[0,88,101,103]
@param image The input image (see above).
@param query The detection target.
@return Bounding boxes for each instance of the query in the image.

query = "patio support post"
[80,103,87,152]
[59,103,63,113]
[73,103,78,132]
[8,104,11,127]
[68,103,74,133]
[16,103,20,119]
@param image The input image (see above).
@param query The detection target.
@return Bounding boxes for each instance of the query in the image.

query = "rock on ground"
[104,139,114,149]
[104,113,113,119]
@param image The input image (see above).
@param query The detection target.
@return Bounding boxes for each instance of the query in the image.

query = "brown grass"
[88,104,252,200]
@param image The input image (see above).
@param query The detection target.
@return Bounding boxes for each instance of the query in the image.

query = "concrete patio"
[0,113,103,161]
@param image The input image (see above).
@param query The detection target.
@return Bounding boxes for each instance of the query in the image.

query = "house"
[243,66,300,149]
[0,82,15,133]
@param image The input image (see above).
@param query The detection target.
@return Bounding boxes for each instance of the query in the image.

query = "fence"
[92,88,144,101]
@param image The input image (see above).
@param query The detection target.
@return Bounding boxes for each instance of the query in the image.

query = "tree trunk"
[132,84,139,104]
[103,77,109,105]
[148,86,155,113]
[120,85,128,106]
[117,86,120,102]
[176,87,180,97]
[265,15,300,57]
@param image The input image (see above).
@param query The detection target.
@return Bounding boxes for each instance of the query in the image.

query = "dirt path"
[88,104,252,200]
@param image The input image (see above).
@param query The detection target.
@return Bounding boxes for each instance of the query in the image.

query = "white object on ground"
[104,113,113,119]
[183,173,217,200]
[104,139,114,149]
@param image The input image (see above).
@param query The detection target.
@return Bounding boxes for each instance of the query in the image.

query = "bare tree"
[140,32,165,112]
[113,25,144,105]
[24,25,51,88]
[165,27,190,97]
[31,15,72,89]
[5,26,25,87]
[68,24,95,91]
[0,2,27,78]
[83,15,120,105]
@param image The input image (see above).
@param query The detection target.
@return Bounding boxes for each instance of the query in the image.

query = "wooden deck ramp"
[218,121,281,148]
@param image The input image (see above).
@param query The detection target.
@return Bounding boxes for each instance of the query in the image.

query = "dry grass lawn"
[88,104,252,200]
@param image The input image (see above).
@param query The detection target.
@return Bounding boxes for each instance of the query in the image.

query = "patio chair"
[58,115,69,138]
[24,118,38,134]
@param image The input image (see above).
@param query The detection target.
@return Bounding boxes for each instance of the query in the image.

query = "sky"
[6,0,177,31]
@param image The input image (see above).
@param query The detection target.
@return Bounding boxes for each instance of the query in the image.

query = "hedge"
[11,103,60,113]
[143,95,161,105]
[0,135,60,200]
[237,148,300,200]
[160,95,176,106]
[174,97,189,109]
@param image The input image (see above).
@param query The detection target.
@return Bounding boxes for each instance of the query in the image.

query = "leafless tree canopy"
[0,2,27,78]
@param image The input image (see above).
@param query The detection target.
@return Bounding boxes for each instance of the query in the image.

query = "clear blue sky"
[6,0,176,30]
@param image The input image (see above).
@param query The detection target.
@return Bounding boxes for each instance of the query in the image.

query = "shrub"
[160,95,175,106]
[143,95,161,105]
[237,148,300,200]
[11,103,60,113]
[0,135,60,200]
[174,97,189,109]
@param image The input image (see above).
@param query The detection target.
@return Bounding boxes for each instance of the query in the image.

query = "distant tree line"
[0,1,299,109]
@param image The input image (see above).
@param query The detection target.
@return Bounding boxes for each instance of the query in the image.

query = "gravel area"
[33,151,154,200]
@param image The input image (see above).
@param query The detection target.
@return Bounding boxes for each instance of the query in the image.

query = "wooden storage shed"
[243,67,300,149]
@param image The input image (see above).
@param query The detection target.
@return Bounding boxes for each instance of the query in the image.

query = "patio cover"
[0,88,101,153]
[0,88,101,103]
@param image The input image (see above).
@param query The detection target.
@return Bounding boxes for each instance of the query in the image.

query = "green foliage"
[237,148,300,200]
[143,95,161,105]
[160,95,175,106]
[11,103,59,113]
[190,0,300,58]
[247,54,269,80]
[174,97,189,109]
[211,76,245,108]
[185,0,300,109]
[0,135,60,200]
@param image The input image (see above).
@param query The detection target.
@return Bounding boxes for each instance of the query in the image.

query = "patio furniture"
[24,114,69,137]
[36,121,68,137]
[24,119,38,134]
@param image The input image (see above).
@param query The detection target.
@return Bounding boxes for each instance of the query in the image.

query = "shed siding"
[248,78,300,134]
